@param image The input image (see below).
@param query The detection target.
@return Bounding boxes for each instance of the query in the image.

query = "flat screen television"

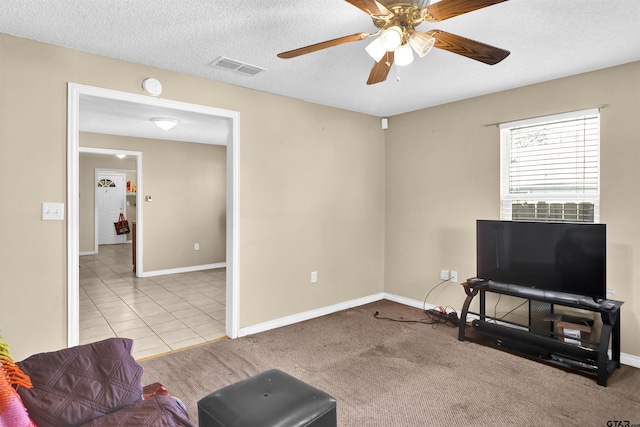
[476,220,606,301]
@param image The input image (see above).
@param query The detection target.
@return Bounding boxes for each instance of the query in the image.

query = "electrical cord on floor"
[424,310,460,328]
[422,279,460,328]
[372,279,461,328]
[444,305,460,320]
[422,279,450,313]
[373,308,459,328]
[373,311,443,326]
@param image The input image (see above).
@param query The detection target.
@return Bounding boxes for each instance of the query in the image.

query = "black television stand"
[458,281,623,386]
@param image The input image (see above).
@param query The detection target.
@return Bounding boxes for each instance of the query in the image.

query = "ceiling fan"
[277,0,511,85]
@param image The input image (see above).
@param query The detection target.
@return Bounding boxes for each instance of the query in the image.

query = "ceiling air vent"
[211,56,267,76]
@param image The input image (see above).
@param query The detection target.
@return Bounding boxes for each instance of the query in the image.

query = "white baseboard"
[141,262,226,278]
[618,351,640,368]
[238,293,385,337]
[383,293,424,310]
[383,292,456,313]
[383,293,431,311]
[237,292,640,368]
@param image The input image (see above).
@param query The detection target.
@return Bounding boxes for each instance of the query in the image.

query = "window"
[97,178,116,187]
[500,108,600,223]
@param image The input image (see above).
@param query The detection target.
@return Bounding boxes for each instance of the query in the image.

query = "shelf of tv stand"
[457,281,623,386]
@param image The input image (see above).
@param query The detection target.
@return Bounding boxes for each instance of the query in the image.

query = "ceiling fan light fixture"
[365,37,386,62]
[380,26,403,51]
[115,154,127,159]
[151,118,179,131]
[394,43,414,66]
[409,31,435,57]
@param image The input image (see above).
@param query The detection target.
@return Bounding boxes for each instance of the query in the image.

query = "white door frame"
[67,82,240,347]
[95,170,127,246]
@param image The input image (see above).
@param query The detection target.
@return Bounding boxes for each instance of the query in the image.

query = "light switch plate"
[42,202,64,220]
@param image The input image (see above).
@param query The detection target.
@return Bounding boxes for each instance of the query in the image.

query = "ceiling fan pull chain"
[396,65,401,82]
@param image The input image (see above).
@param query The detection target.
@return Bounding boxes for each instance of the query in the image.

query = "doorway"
[96,171,127,245]
[67,83,240,348]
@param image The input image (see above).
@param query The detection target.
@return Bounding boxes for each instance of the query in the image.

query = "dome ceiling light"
[151,118,179,131]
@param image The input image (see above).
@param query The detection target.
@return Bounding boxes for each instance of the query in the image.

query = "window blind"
[500,108,600,222]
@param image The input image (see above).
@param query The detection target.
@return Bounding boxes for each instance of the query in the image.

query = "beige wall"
[237,92,386,325]
[0,34,385,360]
[80,133,227,271]
[1,32,636,361]
[79,153,137,251]
[385,61,640,357]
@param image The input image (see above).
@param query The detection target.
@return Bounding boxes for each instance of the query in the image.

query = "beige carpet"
[139,300,640,426]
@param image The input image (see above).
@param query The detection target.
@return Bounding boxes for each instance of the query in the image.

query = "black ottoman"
[197,369,336,427]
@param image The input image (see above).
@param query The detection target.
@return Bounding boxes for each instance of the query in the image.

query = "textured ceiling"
[1,0,639,134]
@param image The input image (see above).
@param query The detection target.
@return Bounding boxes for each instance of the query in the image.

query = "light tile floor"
[79,244,226,360]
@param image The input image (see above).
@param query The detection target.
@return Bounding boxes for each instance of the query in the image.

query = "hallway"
[79,244,226,359]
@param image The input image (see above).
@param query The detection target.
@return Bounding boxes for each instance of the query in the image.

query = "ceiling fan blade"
[345,0,393,17]
[428,30,510,65]
[424,0,508,22]
[277,32,369,59]
[367,52,394,85]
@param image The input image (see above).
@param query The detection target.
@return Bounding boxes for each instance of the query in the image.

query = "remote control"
[600,301,615,310]
[578,299,600,309]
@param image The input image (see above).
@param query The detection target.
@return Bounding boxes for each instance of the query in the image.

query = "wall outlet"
[440,270,450,280]
[311,271,318,283]
[450,271,458,283]
[194,243,200,250]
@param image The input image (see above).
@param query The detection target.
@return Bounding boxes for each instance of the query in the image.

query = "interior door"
[97,173,126,245]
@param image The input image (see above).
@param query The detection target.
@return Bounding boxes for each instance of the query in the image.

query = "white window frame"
[500,108,601,223]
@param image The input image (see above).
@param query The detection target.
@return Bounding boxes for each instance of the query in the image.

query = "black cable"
[372,279,458,328]
[497,300,528,321]
[444,305,459,318]
[422,279,450,312]
[490,294,528,323]
[422,279,460,328]
[493,294,502,319]
[423,310,458,328]
[373,311,439,325]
